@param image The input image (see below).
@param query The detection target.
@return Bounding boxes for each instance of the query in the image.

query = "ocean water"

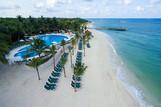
[88,18,161,107]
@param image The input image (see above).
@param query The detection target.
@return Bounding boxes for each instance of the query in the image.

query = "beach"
[0,29,139,107]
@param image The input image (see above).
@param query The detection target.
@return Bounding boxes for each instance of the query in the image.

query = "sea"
[88,18,161,107]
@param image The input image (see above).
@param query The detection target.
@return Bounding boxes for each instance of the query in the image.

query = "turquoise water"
[89,19,161,107]
[15,35,68,58]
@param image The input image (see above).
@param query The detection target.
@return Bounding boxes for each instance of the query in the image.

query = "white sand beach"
[0,29,139,107]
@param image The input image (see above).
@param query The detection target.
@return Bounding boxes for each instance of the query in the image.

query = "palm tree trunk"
[70,52,72,68]
[72,49,74,55]
[53,56,55,68]
[74,76,77,92]
[84,46,85,56]
[63,67,66,77]
[36,67,41,80]
[63,46,65,53]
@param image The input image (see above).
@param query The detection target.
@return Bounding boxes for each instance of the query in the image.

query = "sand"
[0,29,139,107]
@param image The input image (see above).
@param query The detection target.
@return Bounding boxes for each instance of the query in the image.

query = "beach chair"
[48,78,57,83]
[51,72,61,77]
[72,75,81,81]
[56,63,62,68]
[87,43,91,48]
[54,66,61,72]
[55,69,61,73]
[71,81,81,88]
[44,84,50,90]
[44,82,56,90]
[48,77,58,83]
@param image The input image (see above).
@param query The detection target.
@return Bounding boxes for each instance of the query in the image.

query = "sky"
[0,0,161,18]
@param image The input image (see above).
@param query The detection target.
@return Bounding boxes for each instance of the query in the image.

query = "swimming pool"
[14,34,69,59]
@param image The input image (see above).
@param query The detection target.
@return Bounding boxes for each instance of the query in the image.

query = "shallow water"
[88,18,161,107]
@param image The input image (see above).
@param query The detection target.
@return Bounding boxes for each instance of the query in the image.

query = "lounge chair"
[72,75,81,81]
[71,81,81,88]
[87,43,91,48]
[48,77,58,83]
[51,72,61,77]
[44,82,56,90]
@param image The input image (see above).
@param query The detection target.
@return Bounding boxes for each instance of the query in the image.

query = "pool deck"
[6,33,73,64]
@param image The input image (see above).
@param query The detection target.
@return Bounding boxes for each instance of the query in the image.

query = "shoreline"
[86,29,140,107]
[92,29,154,107]
[0,29,139,107]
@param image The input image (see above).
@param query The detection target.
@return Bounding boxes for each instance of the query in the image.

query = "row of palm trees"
[83,30,92,56]
[28,27,91,93]
[28,38,66,80]
[68,29,92,92]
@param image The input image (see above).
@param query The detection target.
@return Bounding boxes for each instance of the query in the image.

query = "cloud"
[35,0,72,10]
[123,0,132,5]
[0,4,20,10]
[0,0,161,18]
[150,0,161,4]
[136,6,144,12]
[35,2,44,8]
[83,0,94,1]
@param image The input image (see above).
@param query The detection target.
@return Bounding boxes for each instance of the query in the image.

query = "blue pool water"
[88,18,161,107]
[37,35,68,46]
[15,34,68,58]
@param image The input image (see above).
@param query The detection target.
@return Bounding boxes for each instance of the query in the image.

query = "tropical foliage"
[0,16,88,63]
[74,62,87,77]
[44,45,57,68]
[85,30,92,43]
[28,58,42,80]
[68,46,73,67]
[30,38,46,57]
[60,54,68,77]
[61,39,66,53]
[73,62,87,91]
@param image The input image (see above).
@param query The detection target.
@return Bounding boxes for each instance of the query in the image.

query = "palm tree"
[23,54,31,63]
[83,35,87,56]
[29,58,42,80]
[73,62,87,92]
[45,45,57,68]
[17,15,23,22]
[60,56,67,77]
[71,38,76,48]
[71,38,76,55]
[30,38,46,57]
[85,30,91,43]
[75,32,80,44]
[68,46,73,67]
[61,39,66,53]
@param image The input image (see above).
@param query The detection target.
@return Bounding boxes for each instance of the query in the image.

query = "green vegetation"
[0,16,88,63]
[44,45,57,68]
[28,58,42,80]
[71,37,76,49]
[27,55,52,80]
[68,46,73,67]
[85,30,92,43]
[83,35,87,56]
[83,30,92,56]
[60,53,68,77]
[75,32,81,44]
[73,62,87,92]
[61,39,66,53]
[30,38,46,57]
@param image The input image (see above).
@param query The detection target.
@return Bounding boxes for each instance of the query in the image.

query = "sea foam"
[107,35,153,107]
